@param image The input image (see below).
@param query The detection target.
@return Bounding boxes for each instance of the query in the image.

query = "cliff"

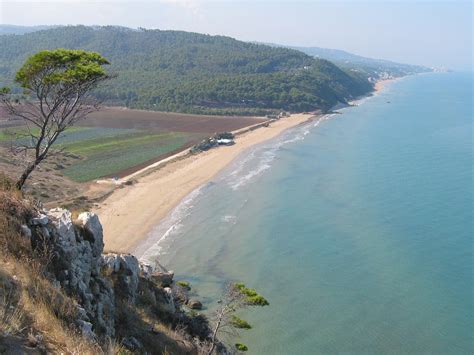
[0,180,217,354]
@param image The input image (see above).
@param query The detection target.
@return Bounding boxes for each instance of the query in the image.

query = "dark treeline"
[0,26,373,115]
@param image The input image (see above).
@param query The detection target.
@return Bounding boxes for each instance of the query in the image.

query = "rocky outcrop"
[188,299,203,310]
[102,253,139,302]
[24,207,205,345]
[37,208,115,337]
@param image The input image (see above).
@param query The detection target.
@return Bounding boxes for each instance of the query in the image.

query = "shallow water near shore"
[141,72,473,354]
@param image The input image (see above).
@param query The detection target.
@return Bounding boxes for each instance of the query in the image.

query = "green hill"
[0,26,373,115]
[284,45,432,80]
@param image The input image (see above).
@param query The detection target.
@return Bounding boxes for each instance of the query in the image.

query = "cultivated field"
[0,107,264,205]
[78,107,264,133]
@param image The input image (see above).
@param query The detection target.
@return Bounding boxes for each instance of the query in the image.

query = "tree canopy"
[15,49,109,88]
[0,26,373,115]
[1,48,110,189]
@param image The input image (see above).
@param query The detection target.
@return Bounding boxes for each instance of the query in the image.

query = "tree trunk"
[207,309,224,355]
[16,161,38,190]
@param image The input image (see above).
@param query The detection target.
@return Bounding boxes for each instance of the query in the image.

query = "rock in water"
[188,299,203,310]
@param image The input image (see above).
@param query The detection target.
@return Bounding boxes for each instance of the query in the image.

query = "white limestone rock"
[30,214,49,226]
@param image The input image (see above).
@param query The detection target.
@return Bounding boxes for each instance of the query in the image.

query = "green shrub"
[230,315,252,329]
[176,281,191,290]
[235,343,248,352]
[234,283,269,306]
[246,295,269,306]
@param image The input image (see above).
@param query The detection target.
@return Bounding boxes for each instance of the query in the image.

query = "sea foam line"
[225,114,333,190]
[136,184,206,261]
[137,113,334,259]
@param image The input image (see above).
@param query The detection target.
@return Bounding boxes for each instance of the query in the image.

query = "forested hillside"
[0,26,373,115]
[287,45,431,80]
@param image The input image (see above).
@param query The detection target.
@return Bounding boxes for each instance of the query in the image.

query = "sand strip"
[95,113,314,253]
[96,78,394,253]
[374,78,397,92]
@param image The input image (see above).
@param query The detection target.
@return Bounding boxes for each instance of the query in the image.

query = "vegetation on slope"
[284,45,432,79]
[0,175,207,354]
[0,177,106,353]
[0,26,373,115]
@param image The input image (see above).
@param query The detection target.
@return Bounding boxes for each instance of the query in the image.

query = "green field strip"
[62,134,195,182]
[60,131,189,156]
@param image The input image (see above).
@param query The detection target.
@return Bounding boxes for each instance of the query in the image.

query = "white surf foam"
[136,185,205,261]
[136,113,336,258]
[221,215,237,224]
[226,114,333,190]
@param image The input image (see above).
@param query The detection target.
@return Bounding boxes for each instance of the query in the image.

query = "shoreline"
[96,78,395,254]
[95,113,315,253]
[374,77,398,92]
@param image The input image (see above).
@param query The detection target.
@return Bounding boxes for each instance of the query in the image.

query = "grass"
[59,131,184,156]
[54,127,138,145]
[0,126,137,145]
[0,126,39,142]
[0,177,104,353]
[61,131,202,181]
[0,176,199,354]
[1,125,204,182]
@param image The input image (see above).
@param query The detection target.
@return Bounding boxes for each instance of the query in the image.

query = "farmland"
[0,107,264,188]
[59,130,200,182]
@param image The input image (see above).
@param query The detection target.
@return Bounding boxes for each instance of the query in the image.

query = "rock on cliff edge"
[21,207,211,351]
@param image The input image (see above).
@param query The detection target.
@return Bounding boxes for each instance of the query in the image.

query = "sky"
[0,0,472,69]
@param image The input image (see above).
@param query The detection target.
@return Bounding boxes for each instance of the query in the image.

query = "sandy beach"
[96,113,314,253]
[374,78,397,92]
[96,79,394,253]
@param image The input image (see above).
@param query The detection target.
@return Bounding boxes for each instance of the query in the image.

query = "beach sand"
[374,78,397,92]
[95,113,314,253]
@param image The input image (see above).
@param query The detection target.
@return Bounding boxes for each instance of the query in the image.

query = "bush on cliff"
[0,174,212,354]
[0,174,109,353]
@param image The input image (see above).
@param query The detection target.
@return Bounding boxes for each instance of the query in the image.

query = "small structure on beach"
[190,132,235,153]
[217,138,234,146]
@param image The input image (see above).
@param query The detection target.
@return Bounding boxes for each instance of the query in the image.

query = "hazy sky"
[1,0,472,69]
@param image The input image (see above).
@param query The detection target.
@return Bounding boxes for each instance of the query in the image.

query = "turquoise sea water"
[139,72,473,354]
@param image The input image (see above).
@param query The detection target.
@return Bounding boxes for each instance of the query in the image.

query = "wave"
[135,184,206,262]
[136,113,335,259]
[225,114,332,190]
[221,215,237,224]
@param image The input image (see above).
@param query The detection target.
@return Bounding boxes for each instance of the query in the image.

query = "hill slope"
[0,24,58,35]
[0,179,214,353]
[0,26,372,115]
[285,45,432,80]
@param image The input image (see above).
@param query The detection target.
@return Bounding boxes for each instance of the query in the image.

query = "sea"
[139,71,473,354]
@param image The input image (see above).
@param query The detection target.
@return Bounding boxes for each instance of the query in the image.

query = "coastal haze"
[1,0,471,70]
[0,1,472,354]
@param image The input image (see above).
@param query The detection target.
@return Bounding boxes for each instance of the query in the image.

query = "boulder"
[188,299,203,310]
[172,284,189,305]
[77,320,94,339]
[76,212,104,257]
[163,287,176,313]
[47,208,76,245]
[101,253,140,302]
[30,214,49,226]
[45,208,116,338]
[20,225,32,239]
[23,205,207,345]
[150,271,174,287]
[122,336,142,351]
[139,262,153,278]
